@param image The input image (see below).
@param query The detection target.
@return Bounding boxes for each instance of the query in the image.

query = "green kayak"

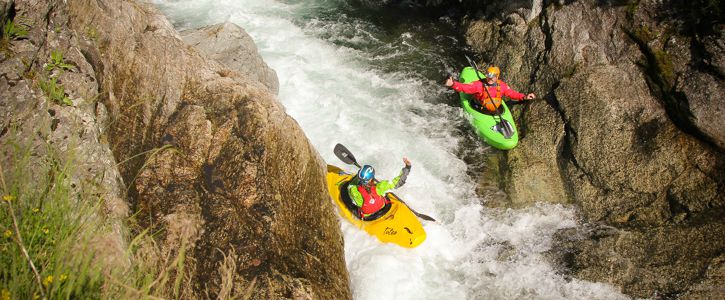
[457,67,519,150]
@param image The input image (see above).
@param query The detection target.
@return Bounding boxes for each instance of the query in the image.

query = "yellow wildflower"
[2,195,14,202]
[33,208,40,213]
[59,274,68,282]
[1,289,10,300]
[42,227,49,234]
[3,230,11,238]
[43,275,53,287]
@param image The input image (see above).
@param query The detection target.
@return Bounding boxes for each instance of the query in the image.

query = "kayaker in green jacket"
[348,158,411,218]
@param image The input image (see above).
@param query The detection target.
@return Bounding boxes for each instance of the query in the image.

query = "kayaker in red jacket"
[445,65,536,113]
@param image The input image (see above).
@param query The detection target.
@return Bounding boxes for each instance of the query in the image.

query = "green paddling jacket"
[348,165,411,209]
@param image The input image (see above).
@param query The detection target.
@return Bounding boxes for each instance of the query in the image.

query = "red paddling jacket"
[451,80,525,112]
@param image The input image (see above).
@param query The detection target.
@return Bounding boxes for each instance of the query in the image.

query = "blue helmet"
[358,165,375,184]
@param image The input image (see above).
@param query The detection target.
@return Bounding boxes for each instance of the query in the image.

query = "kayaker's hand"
[526,93,536,100]
[403,157,411,167]
[445,77,454,87]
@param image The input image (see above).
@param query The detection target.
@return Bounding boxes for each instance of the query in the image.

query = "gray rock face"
[2,0,350,298]
[1,0,129,274]
[463,0,724,298]
[552,223,725,298]
[181,22,279,95]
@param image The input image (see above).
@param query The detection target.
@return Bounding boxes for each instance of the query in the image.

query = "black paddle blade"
[414,211,436,222]
[333,143,360,167]
[464,54,474,67]
[491,120,515,139]
[500,119,515,139]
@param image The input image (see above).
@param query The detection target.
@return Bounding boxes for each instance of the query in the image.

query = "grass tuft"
[39,76,72,106]
[2,19,28,42]
[0,135,196,298]
[37,49,76,106]
[0,139,105,299]
[1,126,244,297]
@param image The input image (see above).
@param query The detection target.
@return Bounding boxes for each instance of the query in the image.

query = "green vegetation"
[85,26,99,42]
[45,50,75,73]
[625,24,676,87]
[1,19,28,55]
[653,49,675,85]
[625,1,640,18]
[631,24,654,43]
[2,19,28,42]
[39,77,72,106]
[0,141,105,299]
[0,136,200,298]
[38,50,76,106]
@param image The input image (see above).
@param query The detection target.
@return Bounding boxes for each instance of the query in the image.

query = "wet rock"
[551,223,725,298]
[679,254,725,299]
[181,22,279,95]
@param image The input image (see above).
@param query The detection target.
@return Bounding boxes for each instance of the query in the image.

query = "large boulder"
[68,0,350,297]
[180,22,279,95]
[2,0,351,298]
[552,223,725,298]
[463,0,725,298]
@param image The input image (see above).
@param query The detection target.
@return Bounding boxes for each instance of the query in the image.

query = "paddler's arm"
[446,77,482,94]
[347,185,364,207]
[501,81,536,101]
[376,158,412,193]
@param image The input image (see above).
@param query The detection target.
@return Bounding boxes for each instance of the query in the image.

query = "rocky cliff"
[1,0,350,298]
[457,0,723,298]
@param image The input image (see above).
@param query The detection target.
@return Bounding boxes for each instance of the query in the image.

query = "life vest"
[476,83,502,112]
[357,185,387,215]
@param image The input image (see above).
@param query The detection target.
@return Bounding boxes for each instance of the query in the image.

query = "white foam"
[152,1,630,299]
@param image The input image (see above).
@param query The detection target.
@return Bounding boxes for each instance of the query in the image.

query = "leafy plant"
[39,77,72,106]
[2,19,28,41]
[0,120,239,298]
[38,50,76,106]
[45,50,75,72]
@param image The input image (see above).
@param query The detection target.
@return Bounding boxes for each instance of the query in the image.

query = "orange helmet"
[486,66,500,78]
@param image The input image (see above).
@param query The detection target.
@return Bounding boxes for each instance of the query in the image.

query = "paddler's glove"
[403,157,411,167]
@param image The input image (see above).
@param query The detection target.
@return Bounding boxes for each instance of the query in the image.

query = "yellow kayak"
[326,165,426,248]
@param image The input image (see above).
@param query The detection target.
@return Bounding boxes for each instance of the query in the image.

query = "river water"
[151,1,628,299]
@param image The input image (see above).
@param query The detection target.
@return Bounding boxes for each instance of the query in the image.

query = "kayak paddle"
[332,143,436,222]
[333,143,361,168]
